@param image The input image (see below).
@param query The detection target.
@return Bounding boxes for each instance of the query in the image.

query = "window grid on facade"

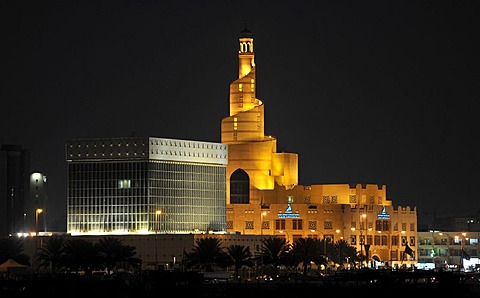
[67,158,227,235]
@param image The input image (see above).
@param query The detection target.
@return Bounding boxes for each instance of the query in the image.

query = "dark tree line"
[183,236,361,279]
[1,235,359,278]
[37,236,142,274]
[0,236,141,275]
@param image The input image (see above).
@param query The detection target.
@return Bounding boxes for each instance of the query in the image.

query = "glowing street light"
[279,230,290,243]
[155,210,162,269]
[35,208,43,235]
[260,211,267,235]
[155,210,162,232]
[360,213,367,267]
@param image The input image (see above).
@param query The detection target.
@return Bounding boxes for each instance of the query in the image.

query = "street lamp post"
[34,208,43,256]
[439,232,451,268]
[322,233,327,260]
[429,230,437,269]
[23,213,27,234]
[260,211,267,235]
[314,230,331,272]
[386,230,405,268]
[35,208,43,235]
[279,230,290,244]
[457,232,468,271]
[360,213,367,268]
[155,210,162,269]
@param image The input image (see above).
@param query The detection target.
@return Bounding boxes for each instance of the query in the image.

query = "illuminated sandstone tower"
[221,27,298,205]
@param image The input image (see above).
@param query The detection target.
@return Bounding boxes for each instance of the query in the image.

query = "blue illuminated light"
[377,206,390,219]
[278,203,300,219]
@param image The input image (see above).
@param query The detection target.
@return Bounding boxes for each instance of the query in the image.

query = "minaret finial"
[240,20,252,38]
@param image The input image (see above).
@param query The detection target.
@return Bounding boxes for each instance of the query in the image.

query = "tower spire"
[240,20,252,38]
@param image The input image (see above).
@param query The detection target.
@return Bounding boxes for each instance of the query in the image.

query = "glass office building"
[65,137,228,235]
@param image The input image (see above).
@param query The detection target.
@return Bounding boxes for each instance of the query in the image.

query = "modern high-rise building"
[223,27,418,268]
[0,144,30,236]
[65,137,228,236]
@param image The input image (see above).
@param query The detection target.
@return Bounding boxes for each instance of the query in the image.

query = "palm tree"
[291,237,323,275]
[184,237,226,272]
[95,237,141,274]
[225,244,253,280]
[37,236,66,274]
[62,238,99,275]
[258,236,290,276]
[0,237,30,266]
[331,238,359,268]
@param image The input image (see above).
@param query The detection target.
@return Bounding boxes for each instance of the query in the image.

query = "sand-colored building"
[223,27,418,268]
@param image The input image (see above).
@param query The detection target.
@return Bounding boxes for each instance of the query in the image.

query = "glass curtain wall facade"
[151,161,226,233]
[67,161,149,234]
[66,137,228,235]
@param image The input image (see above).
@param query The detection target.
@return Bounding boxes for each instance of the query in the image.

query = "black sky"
[1,1,479,230]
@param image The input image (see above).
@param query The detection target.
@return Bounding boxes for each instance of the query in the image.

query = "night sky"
[2,1,479,230]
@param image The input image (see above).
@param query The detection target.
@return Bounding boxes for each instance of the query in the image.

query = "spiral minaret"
[222,27,264,143]
[221,27,298,205]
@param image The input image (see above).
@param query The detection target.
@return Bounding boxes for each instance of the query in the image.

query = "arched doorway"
[230,169,249,204]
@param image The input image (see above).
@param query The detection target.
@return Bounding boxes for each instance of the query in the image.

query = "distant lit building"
[419,213,480,232]
[418,231,480,271]
[29,172,47,233]
[223,28,418,268]
[0,144,30,236]
[65,137,228,235]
